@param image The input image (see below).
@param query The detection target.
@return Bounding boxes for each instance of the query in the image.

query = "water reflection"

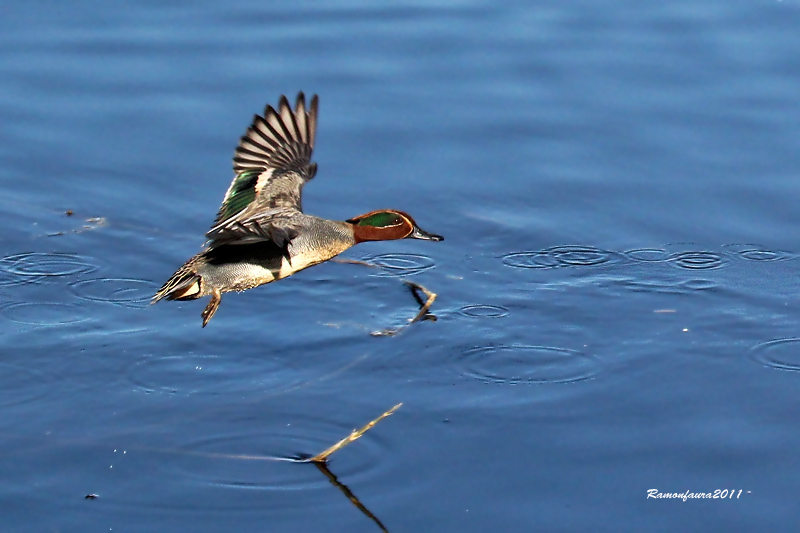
[313,461,389,532]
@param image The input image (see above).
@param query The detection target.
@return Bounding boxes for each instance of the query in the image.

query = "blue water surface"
[2,0,800,531]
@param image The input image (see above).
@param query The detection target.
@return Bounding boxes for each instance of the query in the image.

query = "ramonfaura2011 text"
[647,489,750,501]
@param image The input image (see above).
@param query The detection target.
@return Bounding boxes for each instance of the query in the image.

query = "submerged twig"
[314,462,389,532]
[405,281,437,325]
[308,403,402,463]
[372,281,438,337]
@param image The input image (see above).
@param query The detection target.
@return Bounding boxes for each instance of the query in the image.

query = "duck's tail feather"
[152,263,202,303]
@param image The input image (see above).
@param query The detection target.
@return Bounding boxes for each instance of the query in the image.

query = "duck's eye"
[356,212,403,228]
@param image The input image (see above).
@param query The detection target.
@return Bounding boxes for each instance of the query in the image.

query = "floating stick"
[309,403,402,463]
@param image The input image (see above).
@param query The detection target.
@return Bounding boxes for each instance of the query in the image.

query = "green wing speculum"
[212,169,261,227]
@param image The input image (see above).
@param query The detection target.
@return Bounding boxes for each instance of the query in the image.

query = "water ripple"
[364,253,436,276]
[0,269,41,287]
[125,352,358,397]
[127,354,287,395]
[460,304,509,318]
[739,250,788,262]
[70,278,159,308]
[623,248,672,262]
[750,338,800,373]
[0,362,54,407]
[508,244,800,271]
[163,416,386,496]
[0,252,98,278]
[0,302,90,326]
[501,251,559,269]
[454,344,602,384]
[503,246,621,270]
[722,244,797,262]
[667,251,727,270]
[614,278,717,295]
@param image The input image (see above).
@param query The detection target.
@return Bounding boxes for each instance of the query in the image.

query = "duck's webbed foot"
[201,289,222,327]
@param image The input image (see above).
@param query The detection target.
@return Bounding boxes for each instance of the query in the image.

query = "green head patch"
[353,211,403,228]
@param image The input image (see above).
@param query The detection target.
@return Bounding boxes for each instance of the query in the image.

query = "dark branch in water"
[313,461,390,532]
[372,281,438,337]
[405,281,437,324]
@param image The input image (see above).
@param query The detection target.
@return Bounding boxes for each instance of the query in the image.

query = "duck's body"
[153,93,442,326]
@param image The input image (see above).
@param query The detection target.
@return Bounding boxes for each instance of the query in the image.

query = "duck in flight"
[152,93,443,327]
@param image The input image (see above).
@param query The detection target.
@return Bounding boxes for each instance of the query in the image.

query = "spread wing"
[205,92,319,249]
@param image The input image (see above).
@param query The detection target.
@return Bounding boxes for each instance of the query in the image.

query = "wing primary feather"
[236,144,269,160]
[295,93,308,144]
[251,115,282,148]
[238,137,271,157]
[233,155,268,168]
[308,95,318,148]
[284,97,302,143]
[268,102,294,144]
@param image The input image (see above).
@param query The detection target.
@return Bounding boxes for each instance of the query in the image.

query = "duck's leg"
[201,289,222,327]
